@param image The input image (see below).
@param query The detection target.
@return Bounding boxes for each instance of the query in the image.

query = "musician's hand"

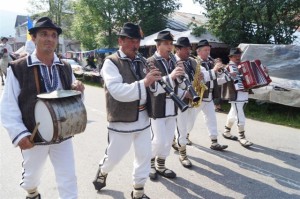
[213,62,223,72]
[184,91,192,100]
[199,72,204,82]
[263,66,269,74]
[230,72,237,77]
[144,68,161,87]
[18,136,34,150]
[170,66,185,80]
[71,80,85,93]
[175,61,185,69]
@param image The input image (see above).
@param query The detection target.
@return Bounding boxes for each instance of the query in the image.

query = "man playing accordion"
[221,47,253,147]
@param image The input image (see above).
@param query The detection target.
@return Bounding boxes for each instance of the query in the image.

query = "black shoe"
[131,191,150,199]
[26,193,41,199]
[210,143,228,151]
[92,172,107,191]
[172,143,179,151]
[157,168,176,179]
[149,168,158,180]
[222,133,238,141]
[239,138,253,148]
[186,138,192,145]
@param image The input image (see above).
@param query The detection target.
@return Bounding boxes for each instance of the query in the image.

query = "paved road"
[1,84,300,199]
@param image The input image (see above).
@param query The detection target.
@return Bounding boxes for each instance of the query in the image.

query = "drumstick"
[30,122,40,143]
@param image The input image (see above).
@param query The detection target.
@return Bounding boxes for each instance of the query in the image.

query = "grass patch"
[221,99,300,129]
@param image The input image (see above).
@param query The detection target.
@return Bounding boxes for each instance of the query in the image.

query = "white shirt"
[154,52,186,116]
[0,42,13,54]
[227,61,248,102]
[198,57,217,102]
[0,50,76,146]
[101,50,163,132]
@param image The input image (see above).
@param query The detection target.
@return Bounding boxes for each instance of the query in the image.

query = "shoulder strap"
[34,66,40,94]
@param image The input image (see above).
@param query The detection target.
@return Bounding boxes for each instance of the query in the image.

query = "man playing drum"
[0,17,84,199]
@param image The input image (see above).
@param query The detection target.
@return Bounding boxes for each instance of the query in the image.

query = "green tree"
[72,0,180,49]
[131,0,181,35]
[28,0,74,38]
[195,0,300,46]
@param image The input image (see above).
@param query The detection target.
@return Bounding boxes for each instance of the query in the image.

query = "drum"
[34,90,87,143]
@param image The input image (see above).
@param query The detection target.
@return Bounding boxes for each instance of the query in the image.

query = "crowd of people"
[0,17,268,199]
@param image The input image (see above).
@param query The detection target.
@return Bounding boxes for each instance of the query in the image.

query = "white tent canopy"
[140,28,227,48]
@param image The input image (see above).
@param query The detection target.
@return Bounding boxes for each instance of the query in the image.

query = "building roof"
[15,15,27,28]
[166,11,208,31]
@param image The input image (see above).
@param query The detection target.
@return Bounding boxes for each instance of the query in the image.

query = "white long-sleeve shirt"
[101,50,164,132]
[199,57,217,102]
[0,50,76,146]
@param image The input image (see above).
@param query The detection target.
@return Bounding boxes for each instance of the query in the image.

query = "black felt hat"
[154,31,175,42]
[174,37,192,47]
[1,37,8,42]
[196,39,211,49]
[118,22,143,39]
[29,17,62,35]
[228,47,243,57]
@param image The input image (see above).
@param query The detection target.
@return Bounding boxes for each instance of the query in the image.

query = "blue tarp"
[96,48,118,54]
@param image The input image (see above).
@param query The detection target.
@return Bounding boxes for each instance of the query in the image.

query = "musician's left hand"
[171,64,185,80]
[71,80,85,93]
[230,72,237,77]
[184,91,192,100]
[176,61,185,69]
[263,66,269,74]
[198,72,204,82]
[213,62,223,72]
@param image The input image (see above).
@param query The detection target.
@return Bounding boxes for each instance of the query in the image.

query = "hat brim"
[155,38,175,42]
[29,27,62,35]
[228,54,242,57]
[196,44,211,49]
[118,33,142,39]
[174,44,192,48]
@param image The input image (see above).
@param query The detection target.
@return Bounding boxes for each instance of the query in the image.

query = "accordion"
[238,60,272,90]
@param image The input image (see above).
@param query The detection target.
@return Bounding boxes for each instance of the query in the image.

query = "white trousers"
[21,139,77,199]
[100,129,151,186]
[199,101,219,139]
[226,102,246,132]
[175,107,198,146]
[176,100,219,144]
[150,117,176,159]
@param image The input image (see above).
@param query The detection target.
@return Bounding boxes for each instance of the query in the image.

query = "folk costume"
[173,37,198,168]
[193,40,228,151]
[0,17,79,199]
[221,48,253,147]
[93,23,162,199]
[147,31,186,180]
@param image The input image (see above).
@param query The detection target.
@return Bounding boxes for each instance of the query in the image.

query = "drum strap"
[34,66,40,94]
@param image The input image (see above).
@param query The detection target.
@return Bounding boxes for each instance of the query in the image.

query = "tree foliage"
[71,0,180,49]
[28,0,74,38]
[194,0,300,46]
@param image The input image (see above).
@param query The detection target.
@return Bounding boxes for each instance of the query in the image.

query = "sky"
[0,0,204,37]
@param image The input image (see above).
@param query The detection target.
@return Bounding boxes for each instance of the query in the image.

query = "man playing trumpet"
[147,31,187,180]
[92,22,163,199]
[193,39,228,151]
[172,37,203,168]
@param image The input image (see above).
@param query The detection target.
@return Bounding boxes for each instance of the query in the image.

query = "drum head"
[37,90,81,99]
[34,100,54,142]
